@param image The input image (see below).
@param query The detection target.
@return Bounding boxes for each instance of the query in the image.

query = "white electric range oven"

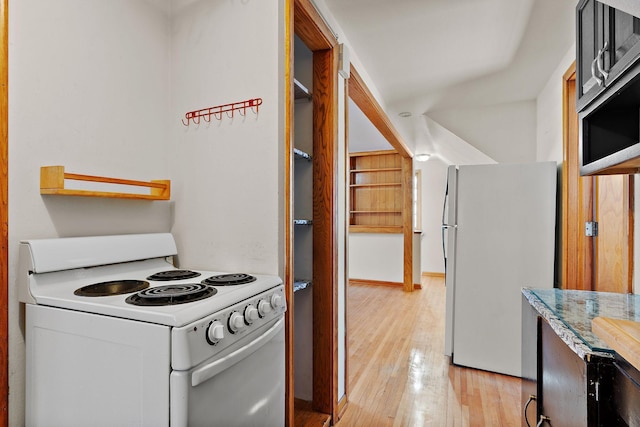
[18,233,286,427]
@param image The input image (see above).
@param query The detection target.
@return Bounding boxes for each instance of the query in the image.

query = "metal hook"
[251,98,262,114]
[238,101,248,117]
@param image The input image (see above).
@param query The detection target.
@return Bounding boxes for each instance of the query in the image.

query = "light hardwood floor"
[336,277,522,427]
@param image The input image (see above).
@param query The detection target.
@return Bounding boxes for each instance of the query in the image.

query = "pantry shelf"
[294,79,312,102]
[294,219,313,226]
[40,166,171,200]
[294,280,312,292]
[294,148,312,161]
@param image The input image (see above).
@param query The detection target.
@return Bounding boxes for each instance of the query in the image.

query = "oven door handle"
[191,317,284,387]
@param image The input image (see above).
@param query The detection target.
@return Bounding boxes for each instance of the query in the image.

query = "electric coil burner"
[125,283,217,306]
[202,273,256,286]
[147,269,201,281]
[74,280,149,297]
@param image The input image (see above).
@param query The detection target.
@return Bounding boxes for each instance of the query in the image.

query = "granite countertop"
[523,288,640,361]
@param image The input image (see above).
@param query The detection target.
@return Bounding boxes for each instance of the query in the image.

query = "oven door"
[170,316,285,427]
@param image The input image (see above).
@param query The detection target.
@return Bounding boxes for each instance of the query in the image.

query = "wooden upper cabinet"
[349,150,404,233]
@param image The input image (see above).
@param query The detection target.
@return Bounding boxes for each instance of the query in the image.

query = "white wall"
[348,234,404,282]
[8,1,284,425]
[428,100,537,163]
[9,3,172,424]
[416,157,448,274]
[536,44,575,163]
[168,0,283,276]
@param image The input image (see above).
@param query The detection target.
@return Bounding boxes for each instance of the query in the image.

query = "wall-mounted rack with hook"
[40,166,171,200]
[182,97,263,126]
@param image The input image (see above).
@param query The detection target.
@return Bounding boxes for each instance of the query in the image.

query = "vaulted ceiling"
[324,0,577,155]
[325,0,575,114]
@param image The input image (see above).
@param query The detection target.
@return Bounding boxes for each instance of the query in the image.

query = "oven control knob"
[270,294,284,310]
[258,300,272,316]
[244,305,259,324]
[229,312,246,333]
[207,321,225,344]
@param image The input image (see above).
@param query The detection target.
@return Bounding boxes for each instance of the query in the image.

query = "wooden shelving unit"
[40,166,170,200]
[349,150,403,233]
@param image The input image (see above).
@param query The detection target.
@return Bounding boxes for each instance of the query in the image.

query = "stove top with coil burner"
[126,282,217,306]
[147,270,201,281]
[202,273,256,286]
[19,233,284,327]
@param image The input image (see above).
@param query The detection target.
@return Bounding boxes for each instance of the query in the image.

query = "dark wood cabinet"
[577,0,607,111]
[607,7,640,79]
[521,297,539,427]
[539,321,618,426]
[612,355,640,425]
[577,0,640,112]
[521,294,618,427]
[577,0,640,175]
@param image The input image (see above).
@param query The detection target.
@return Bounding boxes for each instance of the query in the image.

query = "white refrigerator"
[443,161,556,377]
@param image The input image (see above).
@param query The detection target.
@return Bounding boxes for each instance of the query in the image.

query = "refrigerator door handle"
[442,177,449,225]
[442,175,449,269]
[442,224,457,229]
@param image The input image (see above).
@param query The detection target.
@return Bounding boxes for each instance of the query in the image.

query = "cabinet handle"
[591,57,603,87]
[524,395,536,427]
[596,41,609,81]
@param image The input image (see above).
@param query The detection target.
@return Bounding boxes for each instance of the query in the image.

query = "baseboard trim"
[337,395,349,421]
[349,278,422,290]
[422,271,445,279]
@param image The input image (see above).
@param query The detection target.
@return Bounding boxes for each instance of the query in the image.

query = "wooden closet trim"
[294,0,337,51]
[284,1,294,425]
[0,0,7,424]
[289,0,340,423]
[312,45,339,418]
[347,65,414,291]
[348,66,411,158]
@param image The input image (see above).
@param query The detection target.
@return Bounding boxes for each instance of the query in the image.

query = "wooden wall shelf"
[40,166,171,200]
[349,225,403,234]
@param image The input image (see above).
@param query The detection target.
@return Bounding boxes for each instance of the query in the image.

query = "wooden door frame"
[286,0,340,424]
[347,67,414,292]
[562,61,594,290]
[562,61,634,292]
[1,0,8,424]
